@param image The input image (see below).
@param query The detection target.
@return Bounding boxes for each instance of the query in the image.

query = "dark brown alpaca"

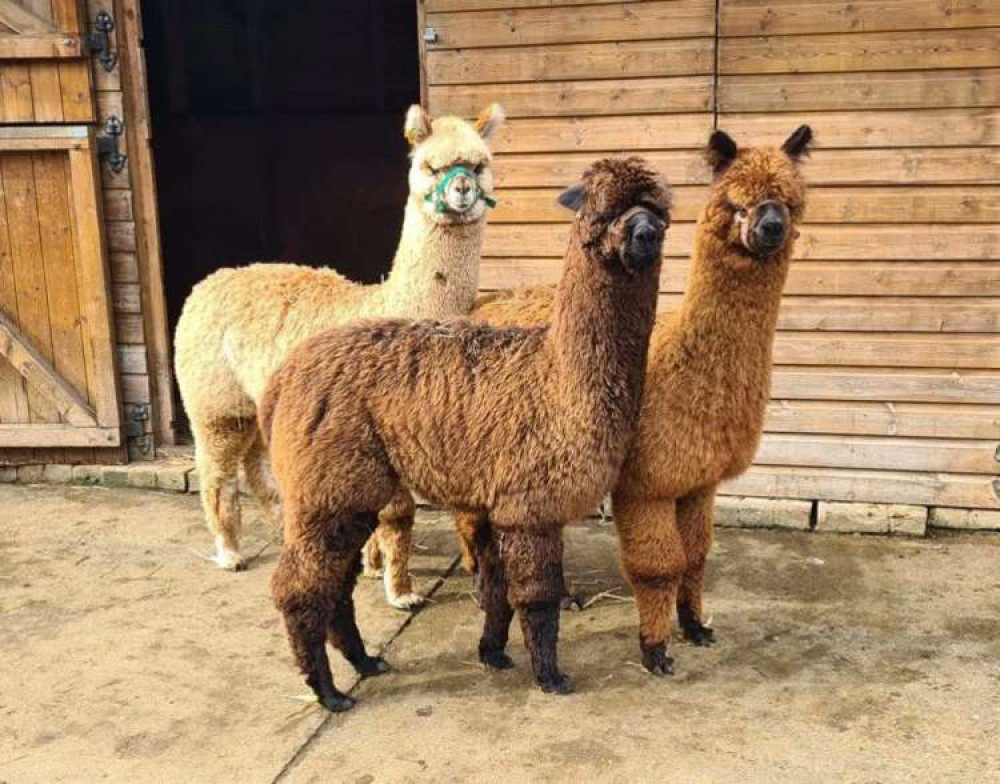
[450,127,812,673]
[260,157,671,712]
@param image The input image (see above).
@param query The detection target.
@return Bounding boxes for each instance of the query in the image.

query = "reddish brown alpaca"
[260,157,670,711]
[448,127,813,673]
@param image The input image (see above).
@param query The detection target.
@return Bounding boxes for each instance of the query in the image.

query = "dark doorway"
[142,0,420,429]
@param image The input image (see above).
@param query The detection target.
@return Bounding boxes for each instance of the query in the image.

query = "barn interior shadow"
[141,0,420,437]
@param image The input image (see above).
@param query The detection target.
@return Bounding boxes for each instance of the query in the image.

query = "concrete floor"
[1,485,998,783]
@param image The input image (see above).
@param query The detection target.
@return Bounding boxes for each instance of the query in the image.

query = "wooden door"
[0,3,121,449]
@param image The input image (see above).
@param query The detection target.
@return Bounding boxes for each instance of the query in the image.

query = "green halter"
[424,165,497,214]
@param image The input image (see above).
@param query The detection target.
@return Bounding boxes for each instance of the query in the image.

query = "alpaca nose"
[633,224,657,245]
[759,219,783,240]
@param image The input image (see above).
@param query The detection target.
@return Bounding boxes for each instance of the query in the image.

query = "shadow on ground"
[1,485,997,783]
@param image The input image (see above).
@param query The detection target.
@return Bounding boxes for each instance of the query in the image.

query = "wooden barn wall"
[423,0,1000,510]
[0,0,155,463]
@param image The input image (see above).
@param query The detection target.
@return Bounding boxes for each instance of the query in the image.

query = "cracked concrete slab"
[1,485,998,783]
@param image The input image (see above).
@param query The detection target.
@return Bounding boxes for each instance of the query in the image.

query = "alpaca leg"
[327,519,391,678]
[374,489,425,611]
[676,487,717,646]
[475,522,514,670]
[192,418,255,571]
[498,526,572,695]
[613,493,687,676]
[241,428,283,530]
[272,511,375,713]
[455,510,484,575]
[361,535,383,578]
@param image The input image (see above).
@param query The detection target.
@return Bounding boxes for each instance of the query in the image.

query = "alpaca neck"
[382,199,484,317]
[550,235,660,443]
[667,218,791,407]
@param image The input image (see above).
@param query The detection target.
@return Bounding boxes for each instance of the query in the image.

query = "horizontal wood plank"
[0,424,119,447]
[762,400,1000,440]
[483,223,999,260]
[427,0,637,10]
[722,0,1000,37]
[720,28,1000,75]
[771,332,1000,369]
[492,148,999,188]
[771,366,1000,404]
[492,186,1000,224]
[428,38,714,85]
[0,34,81,58]
[429,75,714,118]
[719,68,1000,111]
[755,434,1000,474]
[426,1,715,50]
[493,114,714,155]
[482,259,1000,297]
[722,465,999,509]
[657,295,1000,333]
[719,108,1000,149]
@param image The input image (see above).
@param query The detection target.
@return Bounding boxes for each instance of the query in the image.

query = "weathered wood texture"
[0,131,121,453]
[426,0,1000,508]
[0,0,136,463]
[0,0,93,121]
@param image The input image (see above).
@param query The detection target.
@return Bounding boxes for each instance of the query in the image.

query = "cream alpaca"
[173,103,504,600]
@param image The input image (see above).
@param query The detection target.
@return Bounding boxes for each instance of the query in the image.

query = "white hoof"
[214,537,247,572]
[388,591,426,611]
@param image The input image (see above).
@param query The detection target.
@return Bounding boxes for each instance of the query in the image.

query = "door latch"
[85,11,118,72]
[97,116,127,174]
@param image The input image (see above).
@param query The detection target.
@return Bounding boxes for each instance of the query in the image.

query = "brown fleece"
[428,129,813,674]
[261,157,671,708]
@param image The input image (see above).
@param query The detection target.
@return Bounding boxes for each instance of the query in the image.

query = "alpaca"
[173,103,504,605]
[260,157,671,711]
[419,127,812,675]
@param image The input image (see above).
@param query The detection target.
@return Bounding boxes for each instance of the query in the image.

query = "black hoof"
[641,642,675,676]
[356,655,391,678]
[480,649,515,670]
[318,692,356,713]
[682,621,716,647]
[560,595,583,612]
[232,560,248,573]
[538,673,574,695]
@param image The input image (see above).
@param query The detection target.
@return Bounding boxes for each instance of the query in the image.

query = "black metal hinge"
[97,116,127,174]
[85,11,118,73]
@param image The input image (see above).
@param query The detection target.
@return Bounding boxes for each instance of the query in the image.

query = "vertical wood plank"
[1,152,59,424]
[1,64,35,123]
[68,139,120,431]
[117,0,176,444]
[0,160,31,426]
[58,60,93,121]
[33,150,89,404]
[50,0,82,32]
[28,62,64,122]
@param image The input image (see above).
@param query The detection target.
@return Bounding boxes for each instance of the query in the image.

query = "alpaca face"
[558,156,671,274]
[705,126,812,265]
[403,104,504,226]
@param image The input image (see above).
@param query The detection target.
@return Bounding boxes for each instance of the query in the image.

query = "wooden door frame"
[113,0,175,445]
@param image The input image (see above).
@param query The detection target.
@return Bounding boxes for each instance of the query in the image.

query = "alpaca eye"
[473,163,485,175]
[427,164,441,176]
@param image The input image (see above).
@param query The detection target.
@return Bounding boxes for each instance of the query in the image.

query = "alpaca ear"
[782,125,814,162]
[706,130,739,177]
[473,103,505,140]
[404,104,433,147]
[557,183,586,212]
